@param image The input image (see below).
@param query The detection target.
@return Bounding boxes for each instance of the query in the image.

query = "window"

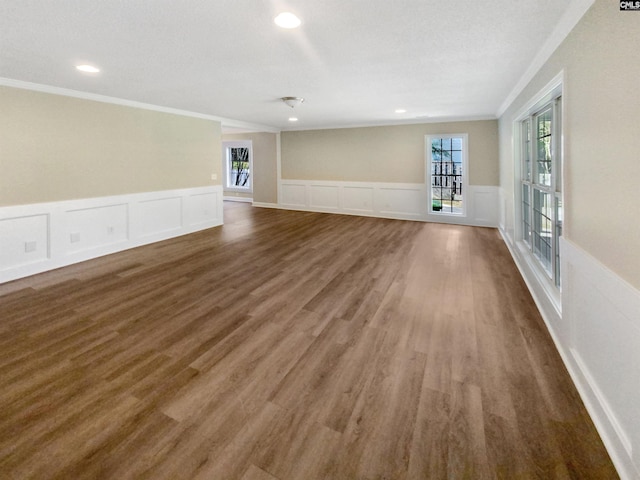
[223,141,252,192]
[520,96,562,287]
[428,134,468,215]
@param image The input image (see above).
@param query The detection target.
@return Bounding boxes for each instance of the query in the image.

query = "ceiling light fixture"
[395,109,407,113]
[281,96,304,108]
[274,12,301,29]
[76,64,100,73]
[289,117,299,122]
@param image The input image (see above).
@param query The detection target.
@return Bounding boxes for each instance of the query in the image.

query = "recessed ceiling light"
[76,65,100,73]
[274,12,301,29]
[395,109,407,113]
[288,117,299,122]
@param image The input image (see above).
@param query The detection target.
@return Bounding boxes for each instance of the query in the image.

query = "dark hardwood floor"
[0,201,617,479]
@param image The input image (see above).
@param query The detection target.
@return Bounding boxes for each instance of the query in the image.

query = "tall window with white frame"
[224,142,252,192]
[520,96,562,287]
[429,135,467,215]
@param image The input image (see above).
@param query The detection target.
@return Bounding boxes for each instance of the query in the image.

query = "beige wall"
[222,132,278,204]
[499,0,640,289]
[281,120,498,186]
[0,86,221,207]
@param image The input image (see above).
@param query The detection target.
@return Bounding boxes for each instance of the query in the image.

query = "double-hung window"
[520,96,562,287]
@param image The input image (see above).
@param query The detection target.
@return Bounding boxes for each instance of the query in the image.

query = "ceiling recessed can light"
[395,109,407,113]
[274,12,301,29]
[288,117,299,122]
[76,64,100,73]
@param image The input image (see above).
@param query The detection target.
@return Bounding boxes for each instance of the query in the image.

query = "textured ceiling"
[0,0,575,131]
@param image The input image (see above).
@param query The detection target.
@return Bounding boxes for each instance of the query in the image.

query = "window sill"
[429,210,467,218]
[225,187,252,193]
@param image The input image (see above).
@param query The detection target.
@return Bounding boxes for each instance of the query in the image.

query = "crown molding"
[496,0,595,118]
[281,114,498,132]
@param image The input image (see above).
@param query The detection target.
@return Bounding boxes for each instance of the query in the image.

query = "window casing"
[427,134,468,216]
[520,96,562,288]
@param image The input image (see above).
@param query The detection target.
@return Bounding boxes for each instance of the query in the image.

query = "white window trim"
[223,140,253,193]
[426,133,469,218]
[512,72,564,303]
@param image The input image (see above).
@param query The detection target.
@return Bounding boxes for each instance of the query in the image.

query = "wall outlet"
[211,173,217,180]
[70,232,81,243]
[24,241,37,253]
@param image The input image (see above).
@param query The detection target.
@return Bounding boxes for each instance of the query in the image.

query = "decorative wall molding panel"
[500,229,640,480]
[562,239,640,480]
[0,186,223,284]
[279,179,499,226]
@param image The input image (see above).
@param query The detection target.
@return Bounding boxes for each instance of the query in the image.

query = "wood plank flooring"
[0,201,618,479]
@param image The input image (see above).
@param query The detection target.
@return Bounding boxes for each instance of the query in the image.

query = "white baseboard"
[278,179,499,226]
[0,186,223,284]
[499,227,640,480]
[251,202,279,209]
[223,196,253,203]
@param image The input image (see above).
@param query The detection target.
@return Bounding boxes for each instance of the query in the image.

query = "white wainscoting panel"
[472,186,500,226]
[499,187,511,238]
[342,186,375,214]
[562,239,640,480]
[499,228,640,480]
[66,203,129,254]
[134,197,183,238]
[278,179,499,227]
[309,185,340,211]
[377,186,424,218]
[281,183,307,208]
[188,192,222,226]
[278,180,499,225]
[0,186,223,284]
[0,214,49,270]
[280,180,427,221]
